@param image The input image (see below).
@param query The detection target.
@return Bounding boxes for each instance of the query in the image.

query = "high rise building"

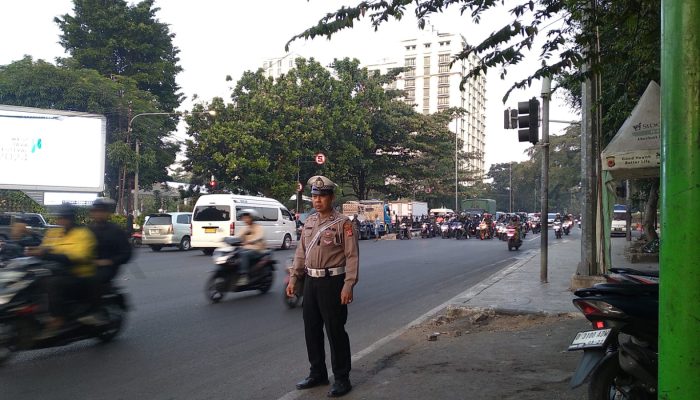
[368,29,487,181]
[262,52,300,80]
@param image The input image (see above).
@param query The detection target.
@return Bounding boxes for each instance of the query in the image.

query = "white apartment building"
[368,30,487,180]
[261,52,300,79]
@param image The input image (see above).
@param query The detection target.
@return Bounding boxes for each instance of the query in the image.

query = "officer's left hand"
[341,287,353,305]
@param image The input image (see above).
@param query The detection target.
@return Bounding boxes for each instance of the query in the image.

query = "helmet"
[512,215,519,222]
[239,209,258,219]
[91,198,116,213]
[55,204,78,221]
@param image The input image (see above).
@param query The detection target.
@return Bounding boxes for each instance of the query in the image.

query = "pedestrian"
[286,175,359,398]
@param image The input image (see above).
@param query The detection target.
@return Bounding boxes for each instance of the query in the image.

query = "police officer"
[286,175,359,398]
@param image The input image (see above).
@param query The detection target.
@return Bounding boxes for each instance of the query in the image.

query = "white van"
[191,194,296,254]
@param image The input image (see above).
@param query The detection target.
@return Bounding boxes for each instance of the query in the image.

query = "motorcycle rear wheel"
[96,303,125,343]
[0,322,14,366]
[206,276,226,303]
[588,353,638,400]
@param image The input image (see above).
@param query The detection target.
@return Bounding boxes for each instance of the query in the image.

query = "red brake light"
[573,299,626,319]
[594,321,606,329]
[230,222,235,236]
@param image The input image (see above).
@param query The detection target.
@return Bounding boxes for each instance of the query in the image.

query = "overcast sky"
[0,0,578,170]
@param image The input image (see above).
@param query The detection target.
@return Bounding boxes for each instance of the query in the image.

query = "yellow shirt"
[41,226,97,278]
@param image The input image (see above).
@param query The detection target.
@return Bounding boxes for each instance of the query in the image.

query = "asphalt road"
[0,230,552,400]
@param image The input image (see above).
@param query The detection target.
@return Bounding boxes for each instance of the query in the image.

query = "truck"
[461,198,497,215]
[388,201,429,219]
[341,200,387,239]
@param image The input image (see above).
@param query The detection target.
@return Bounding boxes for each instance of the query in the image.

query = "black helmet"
[55,204,78,221]
[91,198,116,213]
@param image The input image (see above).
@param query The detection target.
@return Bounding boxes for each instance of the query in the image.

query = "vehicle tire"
[150,245,163,252]
[96,303,125,343]
[587,353,635,400]
[281,234,292,250]
[202,248,214,256]
[507,245,512,251]
[179,236,191,251]
[206,276,226,303]
[258,271,273,294]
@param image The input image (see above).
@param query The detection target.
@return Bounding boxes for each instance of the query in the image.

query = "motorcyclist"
[510,215,521,240]
[9,217,42,248]
[26,204,98,337]
[554,213,562,224]
[234,209,266,285]
[88,198,132,284]
[482,212,494,237]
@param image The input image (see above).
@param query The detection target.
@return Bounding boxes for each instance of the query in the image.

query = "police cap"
[308,175,336,195]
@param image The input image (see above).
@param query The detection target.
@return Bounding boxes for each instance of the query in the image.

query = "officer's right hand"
[286,282,296,298]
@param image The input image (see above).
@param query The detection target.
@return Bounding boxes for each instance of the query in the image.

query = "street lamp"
[127,110,216,220]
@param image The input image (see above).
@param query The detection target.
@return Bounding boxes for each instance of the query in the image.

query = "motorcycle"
[568,283,658,399]
[530,220,542,234]
[0,241,25,268]
[563,220,572,235]
[451,221,466,240]
[397,223,411,240]
[496,223,508,241]
[465,221,478,239]
[130,231,143,248]
[506,225,522,251]
[205,237,276,303]
[605,267,659,285]
[420,222,435,238]
[553,221,563,239]
[478,222,492,240]
[0,257,129,365]
[439,222,451,239]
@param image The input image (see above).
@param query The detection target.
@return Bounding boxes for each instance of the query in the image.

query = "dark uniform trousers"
[303,273,351,380]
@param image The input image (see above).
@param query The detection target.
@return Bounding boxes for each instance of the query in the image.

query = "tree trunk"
[643,178,659,242]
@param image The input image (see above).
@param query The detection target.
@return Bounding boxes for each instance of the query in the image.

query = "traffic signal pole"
[540,78,551,283]
[659,1,700,398]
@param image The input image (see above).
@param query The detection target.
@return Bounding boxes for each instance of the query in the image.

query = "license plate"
[614,228,622,231]
[568,329,611,350]
[149,229,159,235]
[204,227,217,233]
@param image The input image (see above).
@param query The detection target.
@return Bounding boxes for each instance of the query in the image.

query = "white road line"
[274,252,538,400]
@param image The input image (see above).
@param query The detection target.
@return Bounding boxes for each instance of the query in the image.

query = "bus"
[611,204,628,236]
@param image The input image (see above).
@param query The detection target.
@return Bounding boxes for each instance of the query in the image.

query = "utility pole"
[659,0,700,397]
[540,77,551,283]
[454,118,459,212]
[133,139,140,218]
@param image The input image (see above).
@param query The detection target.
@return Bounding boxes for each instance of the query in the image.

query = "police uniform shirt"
[291,210,359,290]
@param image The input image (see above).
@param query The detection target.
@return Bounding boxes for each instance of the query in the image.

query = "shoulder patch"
[343,220,353,237]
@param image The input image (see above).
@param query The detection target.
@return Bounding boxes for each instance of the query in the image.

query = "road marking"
[274,252,538,400]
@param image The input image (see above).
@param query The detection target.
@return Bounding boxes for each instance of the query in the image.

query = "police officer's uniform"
[290,176,359,397]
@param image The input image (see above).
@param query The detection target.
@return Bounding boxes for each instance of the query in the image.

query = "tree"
[185,57,469,202]
[55,0,183,111]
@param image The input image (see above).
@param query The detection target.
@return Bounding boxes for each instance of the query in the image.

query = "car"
[0,212,57,240]
[295,211,316,240]
[547,213,557,226]
[141,212,193,251]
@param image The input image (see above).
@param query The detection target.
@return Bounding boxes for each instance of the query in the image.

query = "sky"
[0,0,578,171]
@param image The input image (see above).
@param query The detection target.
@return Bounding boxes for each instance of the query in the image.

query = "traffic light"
[517,98,540,144]
[503,108,518,129]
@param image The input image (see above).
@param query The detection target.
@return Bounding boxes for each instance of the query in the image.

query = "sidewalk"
[292,231,658,399]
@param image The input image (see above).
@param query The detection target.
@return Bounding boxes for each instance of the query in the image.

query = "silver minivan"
[142,212,192,251]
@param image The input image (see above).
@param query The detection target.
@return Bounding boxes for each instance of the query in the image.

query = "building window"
[423,88,430,97]
[439,64,450,73]
[405,69,415,78]
[423,98,430,107]
[405,57,416,67]
[438,97,450,106]
[438,75,449,85]
[405,78,415,87]
[423,108,430,115]
[438,86,450,95]
[289,59,293,68]
[423,78,430,88]
[439,54,451,64]
[406,89,415,98]
[424,43,431,48]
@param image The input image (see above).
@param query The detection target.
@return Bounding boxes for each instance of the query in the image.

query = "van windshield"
[193,205,231,221]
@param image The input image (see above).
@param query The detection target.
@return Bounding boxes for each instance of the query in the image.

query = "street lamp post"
[127,110,215,220]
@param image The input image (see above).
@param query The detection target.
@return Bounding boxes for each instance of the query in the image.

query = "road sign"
[315,153,326,165]
[296,182,303,192]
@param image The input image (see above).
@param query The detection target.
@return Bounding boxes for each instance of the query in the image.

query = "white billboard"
[0,105,106,192]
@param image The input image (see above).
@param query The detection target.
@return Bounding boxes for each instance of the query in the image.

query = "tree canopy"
[185,57,472,204]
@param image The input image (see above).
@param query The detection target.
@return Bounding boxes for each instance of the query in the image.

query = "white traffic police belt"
[306,267,346,278]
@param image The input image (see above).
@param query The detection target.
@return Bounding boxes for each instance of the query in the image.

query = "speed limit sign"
[315,153,326,165]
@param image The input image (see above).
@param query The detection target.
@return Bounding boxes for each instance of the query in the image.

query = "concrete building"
[261,52,301,80]
[367,29,487,181]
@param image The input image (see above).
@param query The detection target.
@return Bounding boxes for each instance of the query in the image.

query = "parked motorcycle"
[605,267,659,285]
[506,225,522,251]
[206,237,276,303]
[553,221,563,239]
[130,231,143,248]
[568,283,658,399]
[0,257,129,365]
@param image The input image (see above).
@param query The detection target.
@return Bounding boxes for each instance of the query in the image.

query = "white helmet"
[239,209,258,219]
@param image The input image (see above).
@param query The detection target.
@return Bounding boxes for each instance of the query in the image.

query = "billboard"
[0,105,106,192]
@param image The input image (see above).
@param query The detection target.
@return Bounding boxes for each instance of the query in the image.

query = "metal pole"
[540,77,551,283]
[296,158,301,214]
[509,162,513,213]
[134,139,139,218]
[454,118,458,212]
[660,1,700,397]
[625,180,632,241]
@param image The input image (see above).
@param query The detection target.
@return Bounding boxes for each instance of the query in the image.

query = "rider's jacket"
[41,226,97,278]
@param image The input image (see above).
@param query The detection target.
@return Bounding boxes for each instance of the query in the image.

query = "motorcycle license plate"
[204,227,217,233]
[568,329,611,350]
